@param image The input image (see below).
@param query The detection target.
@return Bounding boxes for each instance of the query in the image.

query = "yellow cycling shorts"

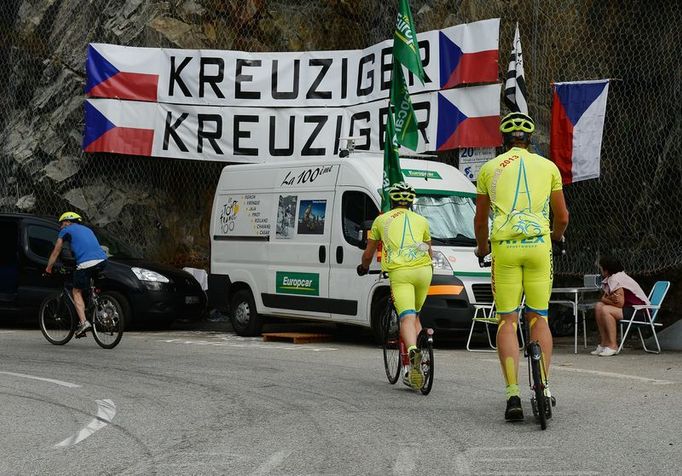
[388,265,433,319]
[491,235,553,316]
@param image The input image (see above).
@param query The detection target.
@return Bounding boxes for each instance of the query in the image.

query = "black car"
[0,213,206,327]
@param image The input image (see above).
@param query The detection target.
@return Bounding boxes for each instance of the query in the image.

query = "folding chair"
[466,299,525,352]
[466,301,498,352]
[617,281,670,354]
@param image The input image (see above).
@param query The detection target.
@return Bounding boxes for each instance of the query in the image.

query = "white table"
[550,287,601,353]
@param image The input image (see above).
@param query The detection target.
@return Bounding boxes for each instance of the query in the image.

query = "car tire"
[230,288,263,337]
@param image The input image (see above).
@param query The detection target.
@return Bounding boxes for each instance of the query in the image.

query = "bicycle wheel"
[419,332,434,396]
[382,300,401,384]
[529,342,548,430]
[39,294,75,345]
[91,292,125,349]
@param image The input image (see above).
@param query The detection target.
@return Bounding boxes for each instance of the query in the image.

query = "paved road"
[1,324,680,475]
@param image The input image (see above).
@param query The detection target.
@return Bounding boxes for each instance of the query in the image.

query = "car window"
[27,225,58,259]
[342,191,379,246]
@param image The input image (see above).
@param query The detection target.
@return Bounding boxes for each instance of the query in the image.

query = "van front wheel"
[230,289,263,337]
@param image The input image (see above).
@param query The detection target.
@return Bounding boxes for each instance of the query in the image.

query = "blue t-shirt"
[58,224,107,265]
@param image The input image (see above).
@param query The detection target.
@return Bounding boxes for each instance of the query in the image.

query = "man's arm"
[360,239,379,269]
[45,238,64,273]
[474,193,490,257]
[550,190,569,241]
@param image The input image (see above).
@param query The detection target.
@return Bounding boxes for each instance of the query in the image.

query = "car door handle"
[336,246,343,264]
[319,245,326,263]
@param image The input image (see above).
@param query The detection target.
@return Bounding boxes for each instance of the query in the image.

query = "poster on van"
[216,194,271,238]
[297,200,326,235]
[276,195,297,239]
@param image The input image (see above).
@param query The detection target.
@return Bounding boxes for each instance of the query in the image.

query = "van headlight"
[132,267,170,283]
[431,251,452,271]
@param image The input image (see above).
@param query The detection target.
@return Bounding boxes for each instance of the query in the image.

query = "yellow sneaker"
[408,349,424,389]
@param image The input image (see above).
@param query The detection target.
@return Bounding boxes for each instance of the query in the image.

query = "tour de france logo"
[220,198,240,233]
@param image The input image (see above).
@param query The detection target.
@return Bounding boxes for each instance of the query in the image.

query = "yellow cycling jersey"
[368,208,431,272]
[476,147,562,242]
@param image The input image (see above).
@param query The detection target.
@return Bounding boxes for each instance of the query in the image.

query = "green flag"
[393,0,425,84]
[390,62,419,151]
[382,108,405,212]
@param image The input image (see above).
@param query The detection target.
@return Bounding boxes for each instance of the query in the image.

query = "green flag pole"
[393,0,425,83]
[390,0,424,151]
[390,62,419,151]
[382,105,405,212]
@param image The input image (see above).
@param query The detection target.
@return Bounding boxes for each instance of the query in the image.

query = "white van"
[208,152,492,338]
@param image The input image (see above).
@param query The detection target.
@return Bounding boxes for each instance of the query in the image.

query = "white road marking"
[481,358,676,385]
[250,450,290,475]
[554,365,676,385]
[392,447,417,475]
[459,447,599,475]
[473,472,599,475]
[454,452,471,475]
[0,371,81,388]
[157,336,337,352]
[55,399,116,448]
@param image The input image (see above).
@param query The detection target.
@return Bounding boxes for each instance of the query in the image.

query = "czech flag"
[436,84,501,150]
[550,80,610,184]
[83,100,154,156]
[439,18,499,89]
[86,44,159,102]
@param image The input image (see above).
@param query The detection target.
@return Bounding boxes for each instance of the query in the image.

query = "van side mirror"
[357,219,374,250]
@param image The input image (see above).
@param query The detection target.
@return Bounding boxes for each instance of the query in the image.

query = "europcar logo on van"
[402,169,442,180]
[276,272,319,296]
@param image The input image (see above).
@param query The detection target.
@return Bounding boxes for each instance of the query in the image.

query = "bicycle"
[39,266,125,349]
[477,238,564,430]
[369,270,434,395]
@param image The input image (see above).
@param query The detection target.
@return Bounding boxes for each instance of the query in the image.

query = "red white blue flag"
[550,80,610,184]
[436,84,501,150]
[85,44,159,102]
[438,19,499,89]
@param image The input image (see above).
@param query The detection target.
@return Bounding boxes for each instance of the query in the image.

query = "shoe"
[408,349,424,389]
[75,321,92,336]
[590,345,606,355]
[599,347,618,357]
[505,396,524,422]
[401,367,411,387]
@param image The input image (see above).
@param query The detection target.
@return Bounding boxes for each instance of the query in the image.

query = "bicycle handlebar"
[477,254,492,268]
[552,237,567,257]
[367,269,388,278]
[42,265,71,278]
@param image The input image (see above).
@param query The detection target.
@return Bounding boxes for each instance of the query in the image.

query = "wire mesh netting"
[0,0,680,280]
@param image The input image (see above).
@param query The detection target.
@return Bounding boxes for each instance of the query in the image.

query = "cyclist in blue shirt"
[46,212,108,336]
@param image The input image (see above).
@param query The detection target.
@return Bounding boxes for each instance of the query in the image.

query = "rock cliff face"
[0,0,490,266]
[1,0,680,282]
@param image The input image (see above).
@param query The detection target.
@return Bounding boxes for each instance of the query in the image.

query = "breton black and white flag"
[504,22,528,114]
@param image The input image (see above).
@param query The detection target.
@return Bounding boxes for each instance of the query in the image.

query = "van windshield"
[413,195,476,247]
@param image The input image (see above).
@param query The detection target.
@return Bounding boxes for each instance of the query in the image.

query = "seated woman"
[592,255,649,356]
